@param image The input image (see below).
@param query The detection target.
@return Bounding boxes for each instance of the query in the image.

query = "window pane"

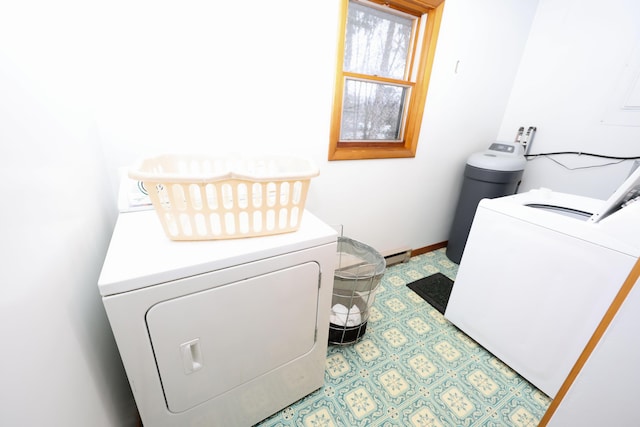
[344,2,413,79]
[340,79,408,141]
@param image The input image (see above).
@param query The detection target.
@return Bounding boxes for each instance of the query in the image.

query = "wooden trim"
[410,241,447,256]
[367,0,445,16]
[328,0,349,161]
[402,1,444,156]
[538,258,640,426]
[330,145,417,160]
[343,72,415,87]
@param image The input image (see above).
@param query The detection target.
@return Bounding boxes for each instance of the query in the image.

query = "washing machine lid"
[497,166,640,224]
[98,209,336,296]
[523,203,592,220]
[588,166,640,223]
[495,188,605,215]
[478,189,639,256]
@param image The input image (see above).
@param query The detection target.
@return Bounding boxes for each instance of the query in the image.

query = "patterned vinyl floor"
[257,249,551,427]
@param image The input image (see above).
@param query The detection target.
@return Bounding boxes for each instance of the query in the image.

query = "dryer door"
[146,261,321,413]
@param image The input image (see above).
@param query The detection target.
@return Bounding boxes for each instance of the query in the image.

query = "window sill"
[329,144,417,161]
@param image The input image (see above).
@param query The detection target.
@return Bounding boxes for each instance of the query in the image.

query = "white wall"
[97,0,539,253]
[498,0,640,199]
[0,2,137,426]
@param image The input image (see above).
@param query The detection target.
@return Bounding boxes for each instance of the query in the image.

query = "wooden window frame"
[329,0,445,161]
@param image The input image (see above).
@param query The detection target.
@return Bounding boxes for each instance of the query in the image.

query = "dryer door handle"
[180,339,203,374]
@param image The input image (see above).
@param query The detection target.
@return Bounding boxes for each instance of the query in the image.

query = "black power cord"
[526,151,640,160]
[525,151,640,171]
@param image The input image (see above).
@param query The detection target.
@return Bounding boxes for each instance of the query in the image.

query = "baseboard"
[410,241,447,257]
[374,241,449,268]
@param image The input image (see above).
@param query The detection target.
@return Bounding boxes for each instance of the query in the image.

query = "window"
[329,0,445,160]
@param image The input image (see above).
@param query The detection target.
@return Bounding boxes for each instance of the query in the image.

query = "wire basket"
[128,154,319,240]
[329,237,386,345]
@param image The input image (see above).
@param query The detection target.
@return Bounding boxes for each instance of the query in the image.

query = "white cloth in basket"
[330,304,361,327]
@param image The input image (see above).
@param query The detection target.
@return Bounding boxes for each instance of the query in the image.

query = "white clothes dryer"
[98,209,337,426]
[445,168,640,398]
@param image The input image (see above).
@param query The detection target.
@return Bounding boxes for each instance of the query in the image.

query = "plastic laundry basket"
[329,237,386,345]
[128,154,319,240]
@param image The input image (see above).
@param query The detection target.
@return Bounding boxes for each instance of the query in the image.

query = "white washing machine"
[98,209,337,426]
[445,168,640,398]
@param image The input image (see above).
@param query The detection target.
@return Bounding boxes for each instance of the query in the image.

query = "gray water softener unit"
[446,142,526,264]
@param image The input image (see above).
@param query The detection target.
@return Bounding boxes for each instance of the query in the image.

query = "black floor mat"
[406,273,454,314]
